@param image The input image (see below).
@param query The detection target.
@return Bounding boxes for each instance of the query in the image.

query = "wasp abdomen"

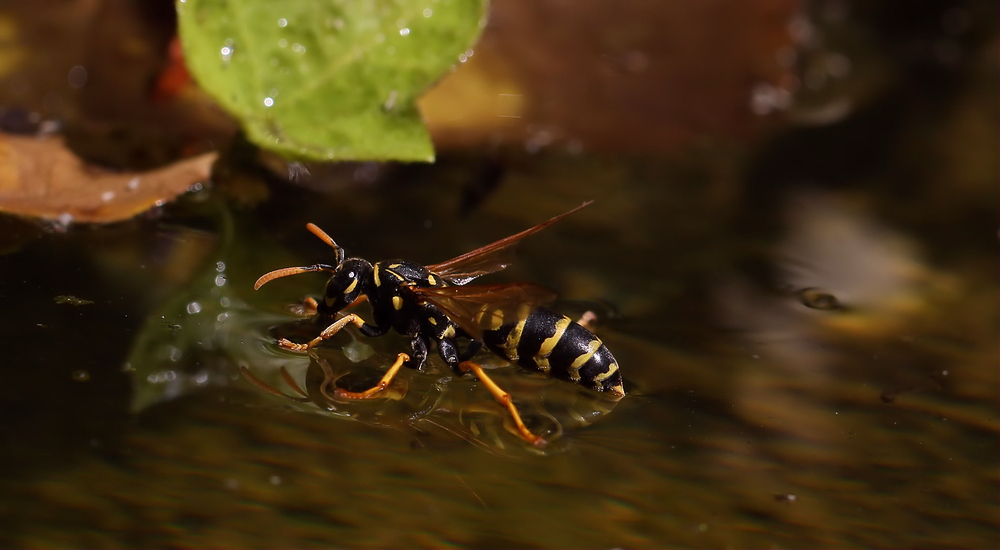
[479,306,624,397]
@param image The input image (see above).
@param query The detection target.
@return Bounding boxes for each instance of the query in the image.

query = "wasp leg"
[458,360,547,448]
[333,353,410,400]
[408,337,429,371]
[458,340,483,362]
[290,296,319,317]
[280,313,383,351]
[576,310,598,331]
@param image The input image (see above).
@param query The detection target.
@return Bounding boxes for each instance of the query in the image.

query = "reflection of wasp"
[250,202,623,446]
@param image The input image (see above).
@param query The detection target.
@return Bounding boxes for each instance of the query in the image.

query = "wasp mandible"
[251,202,623,446]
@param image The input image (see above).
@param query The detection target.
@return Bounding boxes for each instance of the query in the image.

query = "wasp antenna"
[306,223,345,265]
[253,264,336,290]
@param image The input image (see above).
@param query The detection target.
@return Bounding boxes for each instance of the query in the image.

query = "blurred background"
[0,0,996,547]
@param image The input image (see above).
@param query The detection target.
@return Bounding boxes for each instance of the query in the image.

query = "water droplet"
[195,371,209,385]
[399,28,410,36]
[100,191,115,202]
[277,18,288,27]
[292,43,305,53]
[55,212,73,229]
[396,18,407,28]
[423,8,433,17]
[215,274,227,287]
[71,369,90,382]
[269,475,282,485]
[216,261,226,272]
[465,49,474,58]
[127,177,140,190]
[797,288,841,310]
[343,340,374,363]
[220,45,233,63]
[187,301,202,314]
[220,297,231,308]
[217,312,229,322]
[264,97,275,107]
[278,38,288,48]
[68,65,88,89]
[458,53,468,63]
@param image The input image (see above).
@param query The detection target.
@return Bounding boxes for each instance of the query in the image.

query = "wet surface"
[0,0,997,548]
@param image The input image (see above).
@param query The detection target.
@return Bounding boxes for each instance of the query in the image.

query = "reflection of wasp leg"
[280,313,371,351]
[240,366,309,402]
[334,353,410,400]
[458,360,546,448]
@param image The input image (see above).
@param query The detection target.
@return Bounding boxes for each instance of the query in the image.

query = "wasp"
[250,202,623,446]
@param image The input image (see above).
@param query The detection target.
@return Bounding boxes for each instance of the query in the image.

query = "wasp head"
[319,258,372,314]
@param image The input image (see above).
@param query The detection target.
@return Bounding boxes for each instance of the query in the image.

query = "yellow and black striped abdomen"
[479,306,624,397]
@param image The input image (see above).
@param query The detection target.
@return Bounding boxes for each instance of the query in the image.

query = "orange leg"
[576,310,598,330]
[290,296,319,317]
[458,361,547,448]
[279,313,367,351]
[333,353,409,400]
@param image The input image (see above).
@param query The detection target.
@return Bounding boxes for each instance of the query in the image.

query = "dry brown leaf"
[0,133,216,223]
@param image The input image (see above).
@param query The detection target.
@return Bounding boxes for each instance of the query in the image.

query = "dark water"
[1,1,997,548]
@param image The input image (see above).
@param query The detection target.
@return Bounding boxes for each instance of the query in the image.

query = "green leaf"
[177,0,487,162]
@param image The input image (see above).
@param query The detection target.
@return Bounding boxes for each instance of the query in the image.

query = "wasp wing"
[414,283,557,340]
[426,201,592,285]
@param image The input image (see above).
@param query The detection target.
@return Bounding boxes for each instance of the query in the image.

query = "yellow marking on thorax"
[343,278,358,294]
[373,265,382,286]
[427,274,437,286]
[386,269,404,281]
[441,325,456,339]
[389,263,401,268]
[392,296,403,310]
[567,339,602,381]
[503,304,532,361]
[536,317,571,359]
[428,317,437,325]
